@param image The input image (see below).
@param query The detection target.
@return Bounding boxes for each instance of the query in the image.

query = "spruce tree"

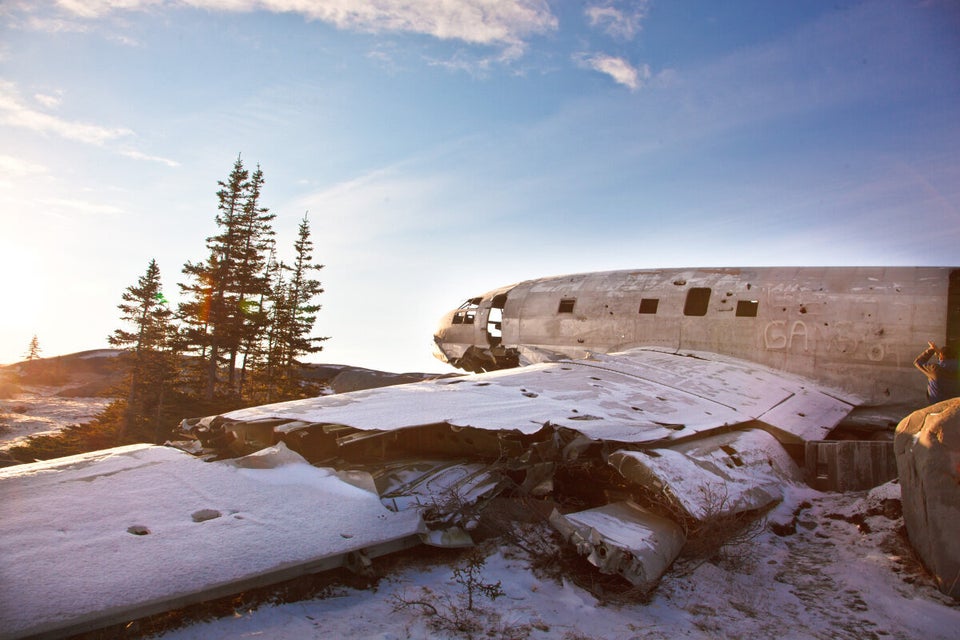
[228,164,276,388]
[283,212,328,367]
[23,335,41,361]
[109,259,178,441]
[178,155,276,400]
[270,212,328,398]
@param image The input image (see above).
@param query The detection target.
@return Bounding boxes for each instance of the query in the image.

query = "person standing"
[914,341,960,404]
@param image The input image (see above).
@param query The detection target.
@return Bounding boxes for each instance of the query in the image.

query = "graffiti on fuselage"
[763,320,900,365]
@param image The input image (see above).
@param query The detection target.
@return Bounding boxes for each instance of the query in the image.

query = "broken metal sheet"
[372,459,503,512]
[368,459,506,531]
[549,501,685,590]
[608,429,803,521]
[304,458,508,548]
[220,348,856,446]
[0,444,424,640]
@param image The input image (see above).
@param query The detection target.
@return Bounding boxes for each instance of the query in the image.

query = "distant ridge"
[1,349,453,398]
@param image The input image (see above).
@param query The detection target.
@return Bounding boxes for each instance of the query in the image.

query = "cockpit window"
[454,298,480,324]
[458,297,481,309]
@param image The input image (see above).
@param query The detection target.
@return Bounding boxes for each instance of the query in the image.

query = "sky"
[0,0,958,373]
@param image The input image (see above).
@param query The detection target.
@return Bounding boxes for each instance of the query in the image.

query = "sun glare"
[0,240,54,363]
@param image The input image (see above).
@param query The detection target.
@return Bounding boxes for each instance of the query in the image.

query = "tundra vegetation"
[8,156,327,461]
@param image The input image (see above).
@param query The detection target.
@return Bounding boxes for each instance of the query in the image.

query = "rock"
[894,398,960,599]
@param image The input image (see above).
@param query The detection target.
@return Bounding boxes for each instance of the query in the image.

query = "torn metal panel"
[281,422,520,464]
[221,348,855,447]
[549,501,685,590]
[305,458,510,548]
[0,444,425,640]
[608,429,803,521]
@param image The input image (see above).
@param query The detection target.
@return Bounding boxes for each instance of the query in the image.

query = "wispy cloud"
[33,91,63,109]
[0,80,132,144]
[41,0,558,56]
[585,0,650,40]
[292,166,449,245]
[39,196,125,215]
[577,53,649,90]
[120,149,180,167]
[0,154,48,177]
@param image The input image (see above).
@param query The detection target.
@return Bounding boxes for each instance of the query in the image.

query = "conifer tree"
[23,335,41,361]
[178,155,276,400]
[266,212,328,398]
[109,259,178,440]
[282,212,328,368]
[227,164,276,386]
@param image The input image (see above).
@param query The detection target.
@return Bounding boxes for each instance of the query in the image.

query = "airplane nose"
[432,332,451,364]
[432,309,458,364]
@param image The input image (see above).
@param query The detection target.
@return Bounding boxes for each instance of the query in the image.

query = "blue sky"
[1,0,958,373]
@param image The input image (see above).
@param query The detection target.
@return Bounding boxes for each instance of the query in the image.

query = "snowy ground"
[0,386,111,450]
[155,483,958,640]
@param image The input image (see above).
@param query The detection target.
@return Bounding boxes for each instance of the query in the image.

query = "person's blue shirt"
[914,344,960,404]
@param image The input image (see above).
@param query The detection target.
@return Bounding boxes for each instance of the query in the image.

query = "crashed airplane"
[2,266,958,639]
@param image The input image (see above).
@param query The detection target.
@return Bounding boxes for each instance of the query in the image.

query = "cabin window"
[736,300,759,317]
[639,298,659,314]
[558,298,576,313]
[683,288,711,316]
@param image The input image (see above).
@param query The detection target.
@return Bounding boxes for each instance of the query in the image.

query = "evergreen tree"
[23,335,41,361]
[227,164,276,388]
[282,212,328,368]
[109,259,178,441]
[178,155,276,400]
[265,212,328,399]
[244,214,327,403]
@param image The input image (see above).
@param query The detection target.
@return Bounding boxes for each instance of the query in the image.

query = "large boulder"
[894,398,960,598]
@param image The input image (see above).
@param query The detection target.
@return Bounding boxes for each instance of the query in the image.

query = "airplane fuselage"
[434,267,960,407]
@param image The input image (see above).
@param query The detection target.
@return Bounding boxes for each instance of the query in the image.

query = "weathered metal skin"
[434,267,960,407]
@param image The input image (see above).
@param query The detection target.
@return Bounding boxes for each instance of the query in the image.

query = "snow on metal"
[549,501,686,589]
[0,444,424,640]
[608,429,804,521]
[223,348,856,445]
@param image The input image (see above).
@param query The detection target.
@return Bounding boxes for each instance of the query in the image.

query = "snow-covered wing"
[0,444,424,639]
[224,348,858,445]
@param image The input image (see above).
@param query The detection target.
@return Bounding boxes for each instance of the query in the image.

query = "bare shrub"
[392,547,521,639]
[674,483,767,574]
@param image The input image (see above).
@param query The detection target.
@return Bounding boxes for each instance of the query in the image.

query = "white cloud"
[0,80,133,144]
[585,0,649,40]
[33,91,63,109]
[0,154,48,177]
[121,149,181,167]
[39,197,125,215]
[47,0,558,55]
[578,53,649,90]
[53,0,163,19]
[292,166,448,245]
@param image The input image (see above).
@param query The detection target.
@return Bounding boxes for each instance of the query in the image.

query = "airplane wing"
[210,347,860,589]
[222,347,859,446]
